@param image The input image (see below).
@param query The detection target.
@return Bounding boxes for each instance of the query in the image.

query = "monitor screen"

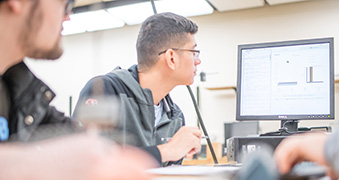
[236,37,334,121]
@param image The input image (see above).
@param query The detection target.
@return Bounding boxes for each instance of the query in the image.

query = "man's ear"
[164,49,176,71]
[7,0,23,14]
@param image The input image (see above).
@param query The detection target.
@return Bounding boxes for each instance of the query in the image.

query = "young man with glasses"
[0,0,155,179]
[74,12,203,166]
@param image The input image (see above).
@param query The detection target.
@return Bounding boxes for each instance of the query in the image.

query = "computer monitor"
[236,37,334,134]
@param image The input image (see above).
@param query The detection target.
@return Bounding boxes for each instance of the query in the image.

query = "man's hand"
[157,126,202,162]
[274,132,336,178]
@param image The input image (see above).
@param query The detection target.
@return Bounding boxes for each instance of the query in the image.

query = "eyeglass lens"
[193,51,200,59]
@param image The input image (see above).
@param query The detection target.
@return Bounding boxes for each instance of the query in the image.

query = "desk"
[147,164,328,180]
[148,165,239,180]
[151,175,231,180]
[149,145,232,179]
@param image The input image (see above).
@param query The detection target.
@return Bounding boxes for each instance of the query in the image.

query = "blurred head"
[136,12,199,72]
[0,0,74,60]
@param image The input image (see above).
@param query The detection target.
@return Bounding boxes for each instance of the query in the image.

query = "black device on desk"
[281,161,327,180]
[224,121,259,146]
[235,153,327,180]
[227,136,286,163]
[224,121,259,156]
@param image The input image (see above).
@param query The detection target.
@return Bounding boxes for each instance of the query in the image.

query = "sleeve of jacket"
[141,146,162,166]
[324,130,339,175]
[141,146,183,167]
[21,106,74,142]
[44,106,71,124]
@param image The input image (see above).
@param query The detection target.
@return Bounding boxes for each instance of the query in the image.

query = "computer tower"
[227,136,286,163]
[224,121,259,146]
[223,122,259,156]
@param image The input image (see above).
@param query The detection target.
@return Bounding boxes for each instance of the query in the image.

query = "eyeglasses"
[64,0,75,15]
[158,48,200,59]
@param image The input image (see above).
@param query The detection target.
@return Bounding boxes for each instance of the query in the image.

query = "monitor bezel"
[236,37,335,121]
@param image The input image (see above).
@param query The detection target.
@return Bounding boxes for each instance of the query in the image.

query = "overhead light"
[64,0,214,35]
[107,2,154,25]
[107,0,214,25]
[62,10,125,36]
[156,0,214,17]
[62,14,87,35]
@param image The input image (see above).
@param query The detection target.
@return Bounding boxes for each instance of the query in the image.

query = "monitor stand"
[260,120,301,136]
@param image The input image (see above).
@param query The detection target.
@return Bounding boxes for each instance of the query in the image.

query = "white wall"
[26,0,339,143]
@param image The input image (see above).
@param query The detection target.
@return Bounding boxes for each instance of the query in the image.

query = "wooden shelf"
[182,156,228,165]
[207,79,339,91]
[205,86,236,91]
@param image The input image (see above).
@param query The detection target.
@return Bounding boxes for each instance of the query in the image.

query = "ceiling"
[74,0,312,13]
[73,0,152,13]
[75,0,113,7]
[64,0,313,35]
[75,0,149,8]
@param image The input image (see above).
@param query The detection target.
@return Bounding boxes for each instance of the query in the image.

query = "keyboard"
[281,161,327,180]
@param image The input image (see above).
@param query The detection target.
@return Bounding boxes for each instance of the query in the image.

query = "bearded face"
[21,0,64,60]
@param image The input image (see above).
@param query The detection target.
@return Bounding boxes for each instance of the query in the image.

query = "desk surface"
[148,165,239,180]
[149,155,232,179]
[151,175,231,180]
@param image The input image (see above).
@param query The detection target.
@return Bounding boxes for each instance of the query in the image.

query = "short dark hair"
[136,12,198,71]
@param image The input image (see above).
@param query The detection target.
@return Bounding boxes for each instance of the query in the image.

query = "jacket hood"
[113,65,176,118]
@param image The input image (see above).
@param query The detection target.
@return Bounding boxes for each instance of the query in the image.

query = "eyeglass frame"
[158,48,200,59]
[65,0,75,15]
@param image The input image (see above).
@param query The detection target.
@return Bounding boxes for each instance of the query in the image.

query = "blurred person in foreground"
[274,131,339,179]
[74,12,203,166]
[0,0,156,179]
